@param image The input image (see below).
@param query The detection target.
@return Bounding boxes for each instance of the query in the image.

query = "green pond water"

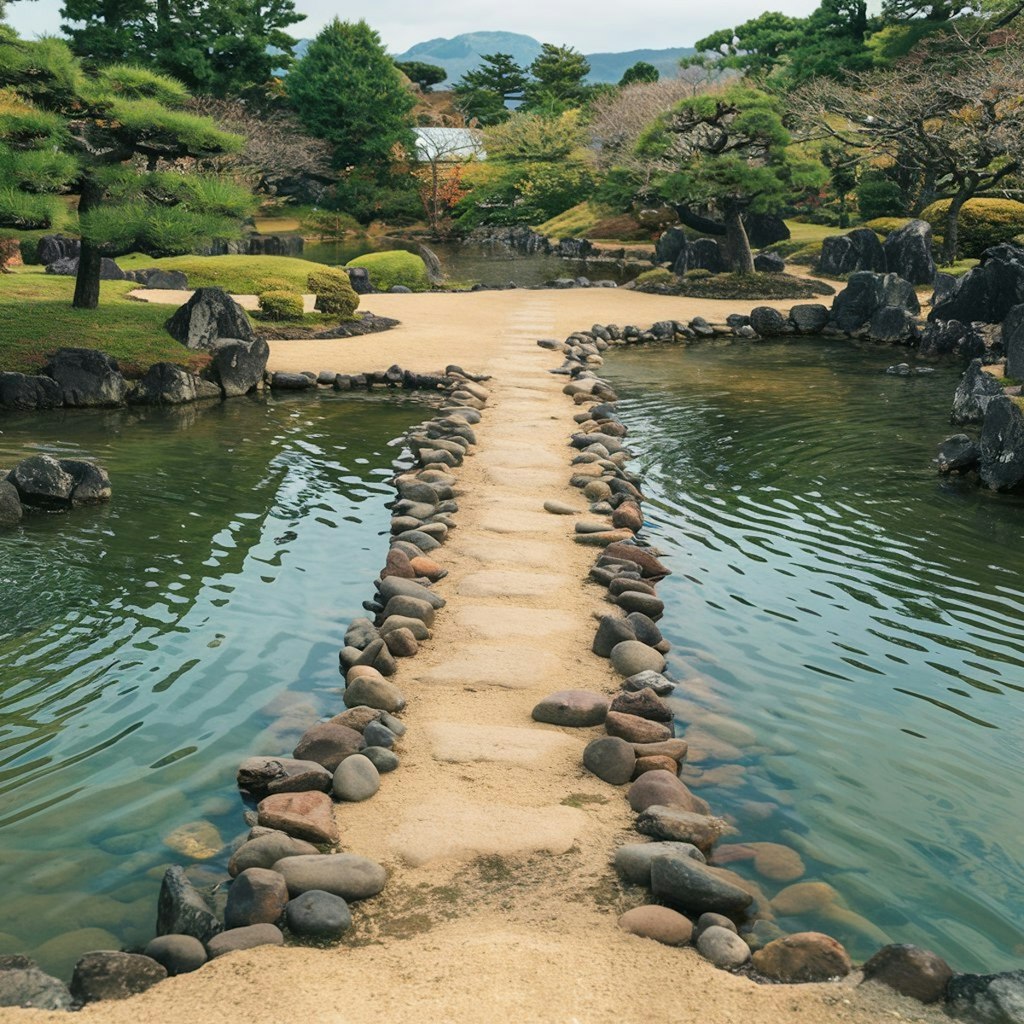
[605,339,1024,973]
[0,392,432,979]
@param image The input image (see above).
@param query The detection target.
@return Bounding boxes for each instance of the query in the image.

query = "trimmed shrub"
[633,268,672,287]
[856,174,906,221]
[686,268,713,280]
[346,250,429,292]
[307,268,358,317]
[18,236,41,265]
[921,198,1024,259]
[864,217,910,237]
[258,290,304,320]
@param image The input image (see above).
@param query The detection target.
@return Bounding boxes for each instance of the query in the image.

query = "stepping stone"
[389,799,585,868]
[532,690,609,727]
[457,571,567,599]
[478,510,561,535]
[425,722,576,765]
[455,605,574,639]
[459,537,564,569]
[412,647,560,689]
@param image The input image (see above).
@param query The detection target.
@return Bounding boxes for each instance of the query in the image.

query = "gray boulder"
[919,320,986,359]
[206,924,283,959]
[285,890,352,940]
[583,736,636,785]
[272,853,387,901]
[650,853,754,915]
[655,227,688,268]
[788,304,830,335]
[1003,303,1024,379]
[946,969,1024,1023]
[345,267,372,294]
[749,306,790,337]
[745,212,790,248]
[271,371,316,390]
[46,256,126,280]
[331,753,381,802]
[881,219,936,285]
[697,925,752,969]
[228,832,320,876]
[830,272,920,334]
[868,305,918,344]
[292,721,365,772]
[689,238,728,274]
[236,756,332,800]
[165,287,255,350]
[931,244,1024,324]
[7,454,74,509]
[69,951,166,1004]
[753,251,785,274]
[0,957,72,1011]
[133,268,189,290]
[613,841,705,885]
[951,360,1003,425]
[0,480,22,527]
[61,459,111,504]
[156,864,222,943]
[37,235,79,265]
[143,935,207,976]
[937,434,980,474]
[43,347,128,407]
[204,337,269,398]
[132,363,221,405]
[819,228,887,277]
[979,396,1024,491]
[0,372,63,410]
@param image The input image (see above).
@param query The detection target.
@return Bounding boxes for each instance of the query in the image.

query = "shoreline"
[5,288,962,1023]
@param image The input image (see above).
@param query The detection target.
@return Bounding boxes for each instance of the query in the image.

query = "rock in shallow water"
[861,944,953,1004]
[70,952,166,1004]
[651,854,754,916]
[752,932,851,982]
[156,865,221,943]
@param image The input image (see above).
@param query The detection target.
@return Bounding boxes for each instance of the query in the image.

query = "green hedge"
[921,198,1024,259]
[308,268,358,318]
[258,290,304,320]
[346,250,429,292]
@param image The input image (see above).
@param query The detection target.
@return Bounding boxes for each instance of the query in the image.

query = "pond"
[302,239,645,289]
[0,392,431,978]
[604,339,1024,973]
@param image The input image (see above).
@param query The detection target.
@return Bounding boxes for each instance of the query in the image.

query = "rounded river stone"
[697,925,751,969]
[532,690,609,727]
[285,890,352,940]
[618,905,692,947]
[583,736,635,784]
[143,935,207,976]
[272,853,387,901]
[650,854,754,916]
[332,754,381,802]
[610,640,665,677]
[362,745,399,773]
[228,833,319,877]
[205,924,284,959]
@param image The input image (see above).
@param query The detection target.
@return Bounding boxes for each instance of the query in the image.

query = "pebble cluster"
[532,324,972,1007]
[0,366,490,1012]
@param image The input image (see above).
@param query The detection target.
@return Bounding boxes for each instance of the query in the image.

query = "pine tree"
[522,43,592,112]
[0,33,254,308]
[453,53,528,125]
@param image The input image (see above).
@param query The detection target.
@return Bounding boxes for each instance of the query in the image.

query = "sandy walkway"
[9,290,946,1024]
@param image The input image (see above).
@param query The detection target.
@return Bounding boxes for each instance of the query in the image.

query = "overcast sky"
[5,0,827,53]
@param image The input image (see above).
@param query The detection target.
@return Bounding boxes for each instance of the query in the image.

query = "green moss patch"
[346,250,429,292]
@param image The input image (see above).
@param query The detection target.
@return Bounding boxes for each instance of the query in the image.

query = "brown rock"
[236,757,332,800]
[293,722,365,771]
[224,868,289,929]
[749,842,805,882]
[752,932,852,983]
[256,791,339,846]
[610,687,673,722]
[618,905,693,946]
[633,755,679,778]
[632,739,688,762]
[628,770,710,815]
[532,690,609,727]
[604,541,671,579]
[605,710,672,744]
[382,626,419,657]
[635,804,737,855]
[409,555,447,581]
[612,501,644,532]
[861,944,953,1004]
[381,548,415,579]
[608,577,656,597]
[206,924,284,959]
[328,707,383,733]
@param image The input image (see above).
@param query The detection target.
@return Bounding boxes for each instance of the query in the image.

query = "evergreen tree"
[0,33,253,308]
[395,60,447,92]
[453,52,528,125]
[619,61,659,86]
[59,0,303,96]
[522,43,591,112]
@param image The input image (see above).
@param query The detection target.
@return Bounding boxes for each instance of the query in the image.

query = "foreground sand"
[9,290,947,1024]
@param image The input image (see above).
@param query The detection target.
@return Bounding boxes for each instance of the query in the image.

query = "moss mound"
[346,250,429,292]
[921,198,1024,259]
[119,253,325,294]
[632,271,834,300]
[308,267,358,317]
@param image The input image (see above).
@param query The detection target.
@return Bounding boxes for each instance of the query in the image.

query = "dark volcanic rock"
[951,359,1003,425]
[937,434,980,474]
[788,304,830,334]
[868,305,918,344]
[931,244,1024,324]
[750,306,790,336]
[165,287,255,350]
[132,363,221,405]
[861,944,952,1004]
[135,268,189,289]
[37,234,79,265]
[46,255,126,280]
[979,395,1024,490]
[753,251,785,274]
[920,320,986,359]
[1003,303,1024,380]
[819,227,886,277]
[830,272,919,333]
[655,227,688,268]
[689,238,728,274]
[61,459,112,504]
[43,348,127,407]
[0,372,63,410]
[7,455,74,509]
[745,213,790,248]
[70,951,166,1004]
[0,480,22,527]
[882,219,936,285]
[650,853,754,915]
[204,337,269,397]
[156,865,222,943]
[0,959,72,1011]
[946,968,1024,1023]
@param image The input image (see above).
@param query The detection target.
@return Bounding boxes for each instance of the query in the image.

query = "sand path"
[10,289,946,1024]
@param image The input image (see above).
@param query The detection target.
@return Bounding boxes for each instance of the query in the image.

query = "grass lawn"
[784,221,839,244]
[119,253,327,294]
[0,268,205,376]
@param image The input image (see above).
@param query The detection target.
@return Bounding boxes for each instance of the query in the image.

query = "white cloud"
[6,0,823,54]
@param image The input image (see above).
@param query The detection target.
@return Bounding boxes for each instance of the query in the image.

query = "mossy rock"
[346,250,429,292]
[634,271,834,300]
[863,217,911,237]
[633,267,673,287]
[921,198,1024,259]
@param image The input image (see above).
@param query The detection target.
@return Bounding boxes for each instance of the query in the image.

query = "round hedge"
[345,250,429,292]
[307,268,358,318]
[258,290,304,321]
[921,198,1024,259]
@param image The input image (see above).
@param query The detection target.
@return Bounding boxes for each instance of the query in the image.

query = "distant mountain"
[392,32,695,87]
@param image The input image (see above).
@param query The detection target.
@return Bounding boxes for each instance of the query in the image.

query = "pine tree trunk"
[72,179,103,310]
[724,206,755,274]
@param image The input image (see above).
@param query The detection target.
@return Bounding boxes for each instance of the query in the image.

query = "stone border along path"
[541,320,992,1012]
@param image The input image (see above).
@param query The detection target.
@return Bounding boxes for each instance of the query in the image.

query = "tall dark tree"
[453,52,528,125]
[395,60,447,92]
[522,43,592,112]
[59,0,303,96]
[619,61,659,86]
[0,33,253,307]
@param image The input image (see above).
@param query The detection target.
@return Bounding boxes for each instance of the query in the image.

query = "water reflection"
[605,339,1024,971]
[0,392,429,975]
